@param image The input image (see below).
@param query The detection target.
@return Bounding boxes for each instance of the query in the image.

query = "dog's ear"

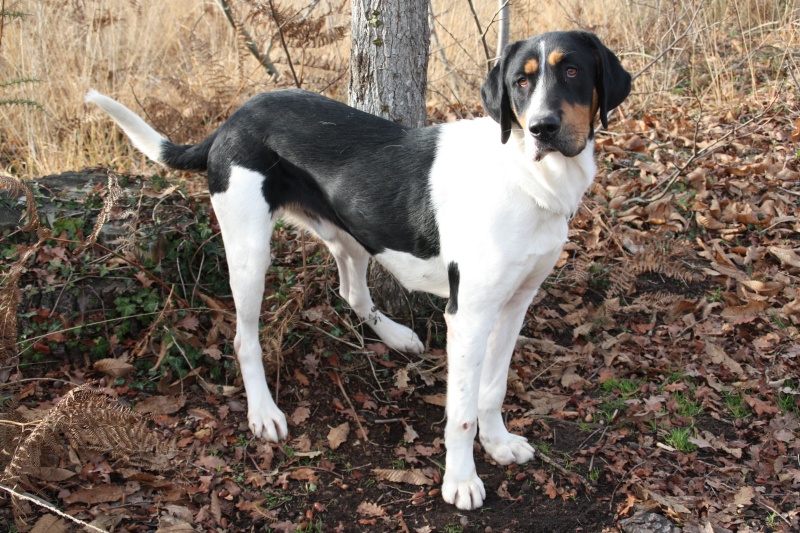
[582,32,632,129]
[481,42,520,145]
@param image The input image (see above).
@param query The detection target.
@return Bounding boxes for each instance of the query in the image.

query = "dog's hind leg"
[316,225,424,354]
[211,165,288,442]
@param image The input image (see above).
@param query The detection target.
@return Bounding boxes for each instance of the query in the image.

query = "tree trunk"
[349,0,430,317]
[497,0,509,57]
[349,0,429,127]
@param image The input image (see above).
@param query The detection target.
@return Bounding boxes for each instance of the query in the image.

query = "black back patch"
[206,89,441,259]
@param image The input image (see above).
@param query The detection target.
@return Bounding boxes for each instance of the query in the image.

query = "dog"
[87,30,631,510]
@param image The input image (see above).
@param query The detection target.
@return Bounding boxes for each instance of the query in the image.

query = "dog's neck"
[506,131,596,218]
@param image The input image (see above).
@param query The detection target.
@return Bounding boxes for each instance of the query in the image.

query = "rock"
[620,512,680,533]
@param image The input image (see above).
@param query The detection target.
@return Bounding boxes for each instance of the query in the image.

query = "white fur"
[426,116,593,509]
[89,91,597,512]
[86,89,166,163]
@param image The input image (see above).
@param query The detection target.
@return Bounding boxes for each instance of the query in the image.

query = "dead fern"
[0,228,51,367]
[605,238,705,298]
[76,171,122,253]
[1,383,175,491]
[0,396,24,471]
[0,175,39,232]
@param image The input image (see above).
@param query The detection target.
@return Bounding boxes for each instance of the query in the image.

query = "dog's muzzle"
[527,114,561,161]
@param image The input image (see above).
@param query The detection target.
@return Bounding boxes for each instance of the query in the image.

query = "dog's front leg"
[441,308,495,510]
[477,287,538,465]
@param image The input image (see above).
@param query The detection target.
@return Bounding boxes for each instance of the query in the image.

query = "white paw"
[442,468,486,510]
[480,431,535,465]
[373,320,424,354]
[247,400,288,442]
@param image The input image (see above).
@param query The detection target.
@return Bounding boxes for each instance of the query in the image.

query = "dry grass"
[0,0,796,177]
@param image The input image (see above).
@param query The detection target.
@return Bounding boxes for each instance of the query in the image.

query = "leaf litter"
[1,57,799,533]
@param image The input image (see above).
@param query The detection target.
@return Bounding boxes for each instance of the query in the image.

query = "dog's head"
[481,31,631,161]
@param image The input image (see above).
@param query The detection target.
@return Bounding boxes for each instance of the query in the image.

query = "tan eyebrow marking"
[524,58,539,75]
[548,50,565,66]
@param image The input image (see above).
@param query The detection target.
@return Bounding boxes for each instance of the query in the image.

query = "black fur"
[480,41,522,145]
[446,261,460,315]
[162,89,441,259]
[579,32,632,128]
[481,31,631,143]
[161,133,217,172]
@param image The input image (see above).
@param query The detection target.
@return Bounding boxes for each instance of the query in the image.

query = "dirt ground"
[1,98,800,533]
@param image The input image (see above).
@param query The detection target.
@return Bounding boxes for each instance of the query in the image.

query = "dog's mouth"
[529,136,586,162]
[532,145,556,162]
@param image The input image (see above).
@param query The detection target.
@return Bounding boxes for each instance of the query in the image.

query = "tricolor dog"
[88,30,631,510]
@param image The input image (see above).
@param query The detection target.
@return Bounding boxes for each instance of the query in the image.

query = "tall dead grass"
[0,0,796,178]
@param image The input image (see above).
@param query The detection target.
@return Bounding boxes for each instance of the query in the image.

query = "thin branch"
[268,0,301,88]
[631,1,704,82]
[0,0,6,50]
[0,483,109,533]
[214,0,280,79]
[333,371,373,445]
[537,449,596,493]
[465,0,491,72]
[622,96,778,206]
[476,0,510,58]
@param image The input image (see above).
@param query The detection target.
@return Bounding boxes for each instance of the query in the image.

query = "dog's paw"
[374,320,424,354]
[442,469,486,510]
[480,431,535,465]
[248,403,289,442]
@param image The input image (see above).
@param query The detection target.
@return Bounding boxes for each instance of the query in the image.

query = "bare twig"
[631,1,704,82]
[333,371,373,445]
[268,0,301,88]
[537,448,596,493]
[622,98,778,206]
[0,483,109,532]
[465,0,491,72]
[214,0,280,79]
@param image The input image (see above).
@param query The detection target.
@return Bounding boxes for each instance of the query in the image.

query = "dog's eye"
[566,67,578,78]
[517,78,529,88]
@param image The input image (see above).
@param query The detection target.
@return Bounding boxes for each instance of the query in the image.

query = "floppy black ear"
[581,32,632,129]
[481,43,519,144]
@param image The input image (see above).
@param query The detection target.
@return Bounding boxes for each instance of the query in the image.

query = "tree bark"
[349,0,429,127]
[349,0,430,317]
[497,0,509,58]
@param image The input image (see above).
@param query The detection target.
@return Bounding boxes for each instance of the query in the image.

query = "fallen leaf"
[136,395,186,415]
[289,406,311,426]
[421,394,446,406]
[176,315,199,331]
[30,515,69,533]
[544,478,558,499]
[733,485,755,507]
[29,467,75,482]
[357,501,387,517]
[64,484,124,504]
[327,422,350,450]
[134,270,154,287]
[744,394,780,416]
[289,467,319,483]
[705,341,744,375]
[373,468,433,486]
[196,455,227,471]
[94,358,135,378]
[403,423,419,444]
[395,368,410,389]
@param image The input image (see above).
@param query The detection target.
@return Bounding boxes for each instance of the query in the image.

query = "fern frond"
[76,172,122,253]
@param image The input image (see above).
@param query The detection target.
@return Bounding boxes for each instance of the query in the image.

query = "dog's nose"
[528,115,561,138]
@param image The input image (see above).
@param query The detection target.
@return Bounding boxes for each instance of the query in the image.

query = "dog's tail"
[86,89,214,172]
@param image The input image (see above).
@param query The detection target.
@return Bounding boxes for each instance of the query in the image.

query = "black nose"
[528,115,561,138]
